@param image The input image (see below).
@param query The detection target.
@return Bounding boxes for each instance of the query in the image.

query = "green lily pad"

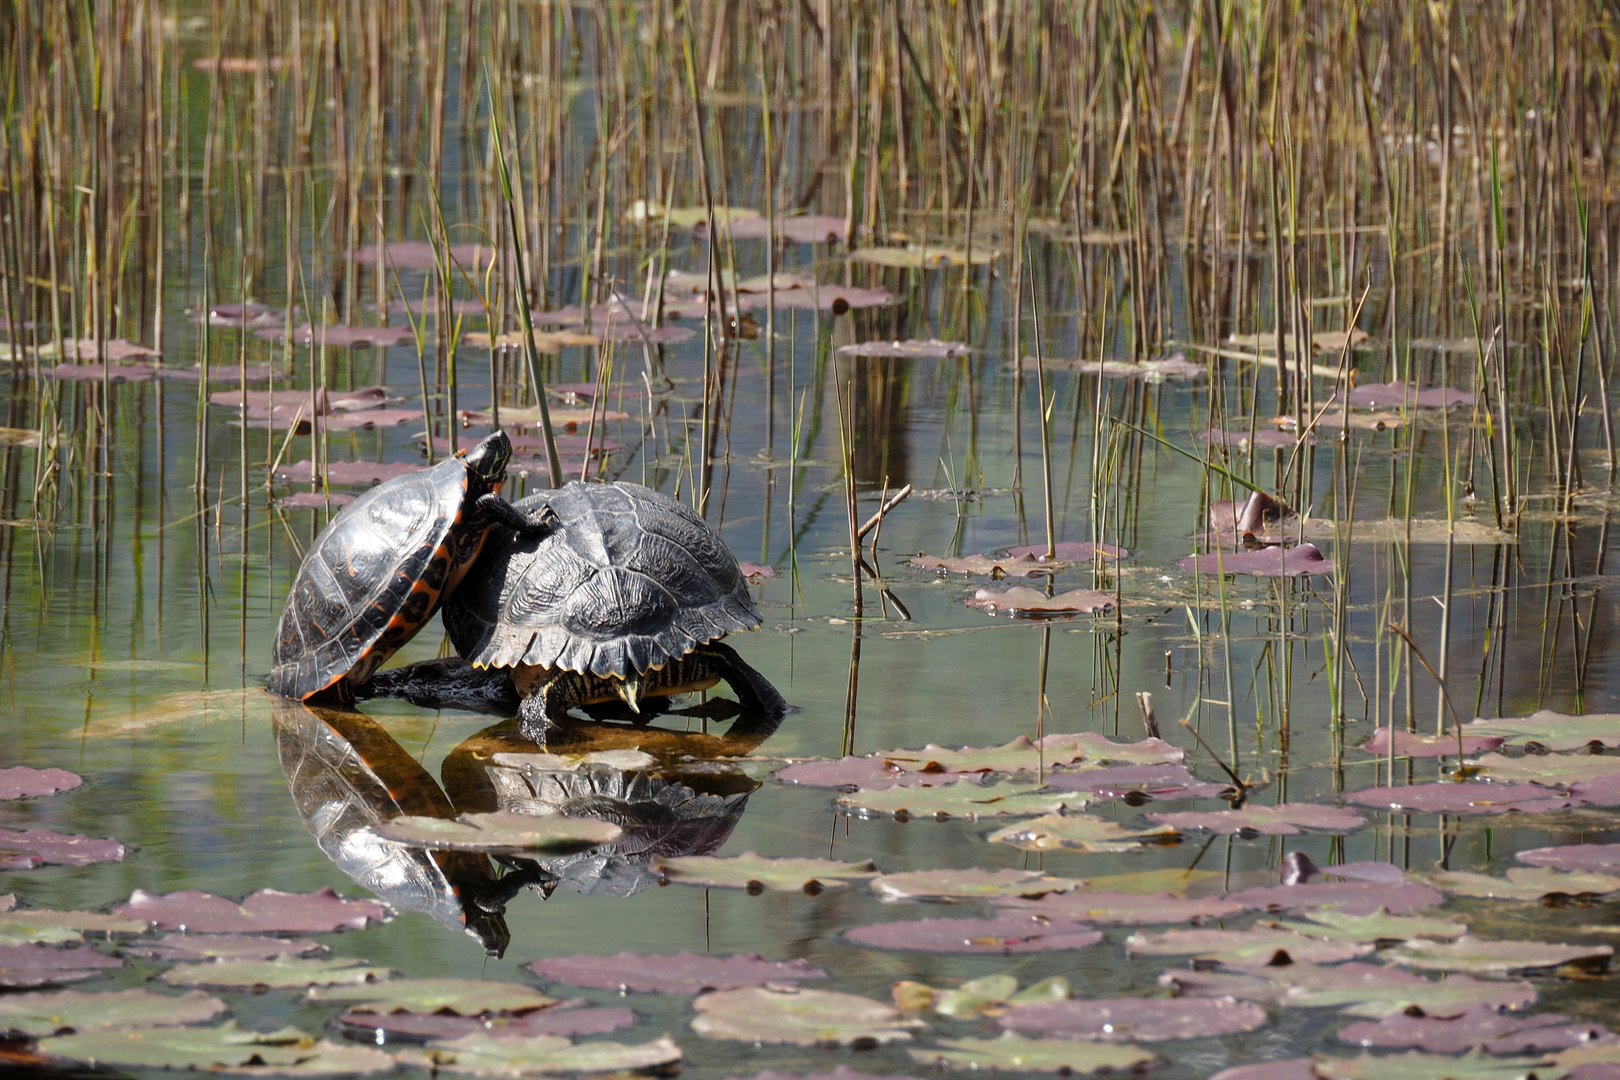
[1146,802,1367,835]
[1125,926,1373,967]
[1426,866,1620,900]
[869,868,1084,901]
[910,1032,1157,1073]
[1461,710,1620,751]
[896,974,1066,1019]
[0,987,227,1036]
[397,1033,681,1076]
[309,978,559,1015]
[1281,908,1468,943]
[655,852,878,893]
[38,1020,396,1075]
[838,779,1092,820]
[0,908,148,945]
[1386,935,1612,975]
[987,813,1180,852]
[692,986,925,1045]
[1160,962,1538,1018]
[851,244,997,268]
[873,733,1180,775]
[161,955,390,989]
[1470,752,1620,784]
[372,810,623,852]
[1314,1048,1562,1080]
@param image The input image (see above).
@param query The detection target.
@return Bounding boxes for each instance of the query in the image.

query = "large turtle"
[443,481,787,742]
[268,430,554,702]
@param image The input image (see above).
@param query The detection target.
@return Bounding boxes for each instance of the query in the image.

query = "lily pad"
[0,943,121,987]
[1364,729,1506,757]
[161,955,391,989]
[1314,1048,1553,1080]
[1179,543,1331,577]
[852,244,996,269]
[869,868,1084,901]
[1160,962,1538,1018]
[1425,867,1620,900]
[1281,908,1468,943]
[0,987,227,1036]
[1337,1005,1614,1053]
[691,986,925,1046]
[910,552,1058,577]
[1460,711,1620,751]
[398,1032,681,1076]
[1471,752,1620,785]
[966,586,1116,617]
[1386,935,1612,975]
[1347,782,1570,815]
[0,827,125,870]
[0,767,81,799]
[1125,926,1373,967]
[38,1020,397,1075]
[1209,1062,1318,1080]
[310,978,557,1015]
[837,339,972,359]
[1339,382,1476,408]
[838,778,1091,819]
[371,810,623,852]
[999,995,1269,1041]
[910,1032,1156,1073]
[256,323,417,348]
[113,887,389,933]
[995,891,1244,926]
[895,975,1070,1019]
[986,813,1180,852]
[775,756,958,789]
[1001,541,1129,561]
[127,934,325,961]
[273,460,424,485]
[846,914,1102,954]
[1518,844,1620,871]
[1146,803,1366,836]
[1226,880,1444,915]
[874,733,1181,774]
[527,951,824,993]
[338,1005,635,1041]
[1046,764,1233,800]
[654,852,877,893]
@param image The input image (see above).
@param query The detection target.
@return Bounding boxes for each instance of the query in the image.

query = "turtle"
[443,480,787,743]
[268,429,555,702]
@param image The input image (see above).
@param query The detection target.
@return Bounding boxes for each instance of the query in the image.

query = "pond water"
[5,5,1620,1079]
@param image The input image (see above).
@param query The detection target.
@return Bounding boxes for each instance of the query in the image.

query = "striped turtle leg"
[517,672,589,745]
[694,642,789,718]
[474,492,559,534]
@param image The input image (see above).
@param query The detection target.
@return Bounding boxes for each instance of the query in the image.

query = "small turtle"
[443,481,787,743]
[268,430,554,701]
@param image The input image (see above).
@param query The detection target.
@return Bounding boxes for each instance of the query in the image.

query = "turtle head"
[464,430,513,490]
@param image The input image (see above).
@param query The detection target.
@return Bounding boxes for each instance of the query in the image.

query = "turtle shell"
[269,454,475,700]
[444,481,760,679]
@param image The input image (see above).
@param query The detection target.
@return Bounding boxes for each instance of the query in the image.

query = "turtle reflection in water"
[272,696,777,951]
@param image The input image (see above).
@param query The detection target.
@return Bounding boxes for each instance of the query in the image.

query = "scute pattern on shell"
[445,482,760,679]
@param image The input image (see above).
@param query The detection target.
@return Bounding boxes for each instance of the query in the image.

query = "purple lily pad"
[775,756,982,790]
[1161,962,1538,1018]
[253,323,417,349]
[272,460,423,486]
[320,408,423,431]
[125,934,324,961]
[527,952,824,994]
[49,362,157,382]
[1569,773,1620,807]
[1147,803,1366,836]
[1364,729,1506,757]
[1209,1062,1317,1080]
[1125,926,1372,967]
[760,285,892,313]
[1518,844,1620,871]
[965,586,1116,617]
[338,1004,635,1042]
[1281,853,1406,885]
[1341,382,1476,408]
[737,562,775,580]
[1179,542,1330,577]
[112,887,388,933]
[275,491,357,510]
[1000,996,1269,1042]
[1226,880,1444,916]
[995,891,1245,926]
[1046,764,1233,801]
[351,241,496,271]
[1200,428,1314,450]
[0,944,121,988]
[0,767,81,800]
[1347,782,1570,814]
[726,1071,919,1080]
[0,828,125,870]
[844,914,1102,954]
[48,338,160,361]
[1337,1004,1614,1053]
[1001,541,1129,561]
[696,215,848,244]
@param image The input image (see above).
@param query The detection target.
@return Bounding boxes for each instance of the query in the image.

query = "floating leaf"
[0,988,227,1036]
[910,1032,1156,1074]
[0,908,147,945]
[1023,355,1206,380]
[775,756,957,790]
[338,1005,635,1042]
[910,552,1058,577]
[1460,711,1620,751]
[1337,382,1476,409]
[851,244,996,269]
[0,767,81,800]
[35,338,160,362]
[113,887,389,933]
[1347,782,1569,815]
[0,943,121,988]
[696,215,848,243]
[0,828,124,870]
[1337,1004,1613,1054]
[1125,926,1372,967]
[1425,867,1620,900]
[1364,729,1506,758]
[273,460,423,486]
[1385,935,1611,975]
[995,890,1244,926]
[352,241,498,271]
[986,813,1179,852]
[38,1021,395,1075]
[755,284,892,312]
[654,852,877,893]
[632,203,760,229]
[371,810,623,852]
[1160,961,1537,1018]
[1000,541,1129,561]
[161,955,390,989]
[999,995,1269,1041]
[848,914,1101,955]
[1226,880,1444,916]
[691,986,925,1046]
[47,361,158,382]
[254,323,417,348]
[527,951,824,994]
[837,339,972,359]
[869,868,1084,902]
[839,778,1092,820]
[966,586,1116,617]
[1045,764,1233,801]
[897,974,1070,1019]
[873,732,1180,775]
[1517,843,1620,871]
[1179,542,1331,577]
[310,978,557,1015]
[1208,1061,1317,1080]
[1471,752,1620,785]
[1281,908,1468,944]
[1314,1048,1554,1080]
[738,562,776,579]
[127,934,324,961]
[1146,803,1366,836]
[398,1032,681,1076]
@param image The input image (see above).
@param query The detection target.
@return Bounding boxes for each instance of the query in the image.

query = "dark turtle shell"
[444,481,760,679]
[268,431,511,700]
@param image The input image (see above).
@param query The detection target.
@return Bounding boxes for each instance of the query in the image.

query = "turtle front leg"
[516,672,584,745]
[476,493,559,536]
[696,642,790,717]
